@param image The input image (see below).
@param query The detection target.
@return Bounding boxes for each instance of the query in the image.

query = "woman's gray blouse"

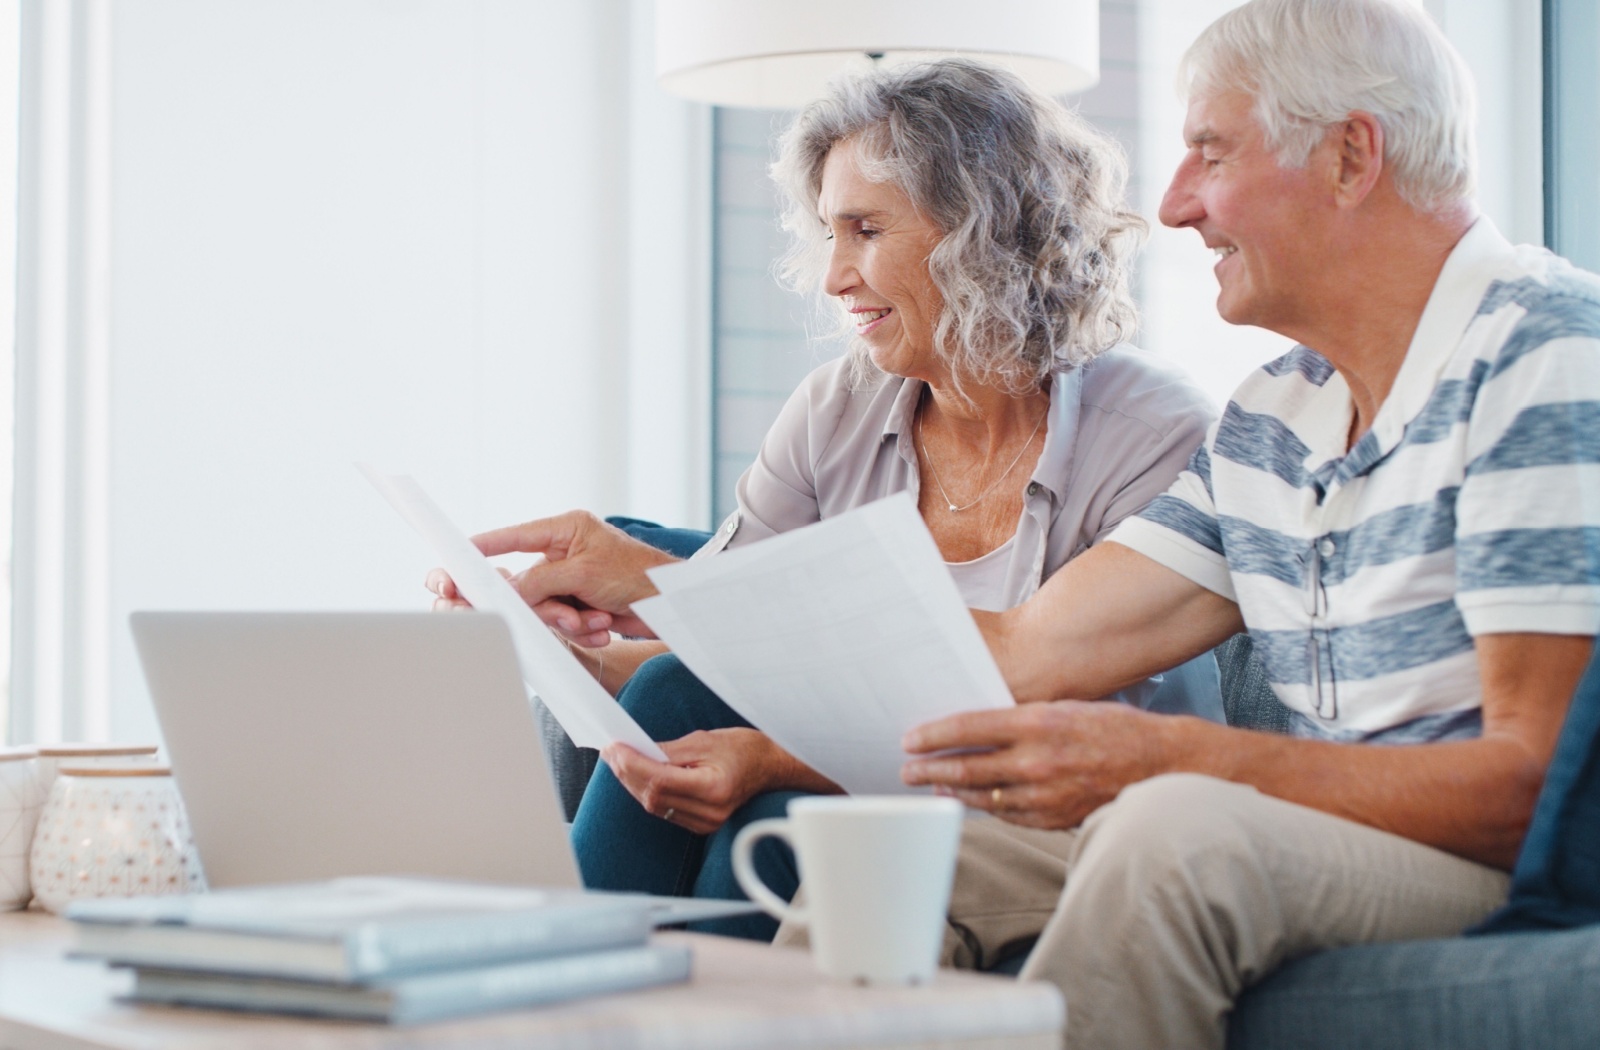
[699,345,1217,616]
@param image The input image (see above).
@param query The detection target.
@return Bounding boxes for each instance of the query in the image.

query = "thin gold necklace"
[917,394,1049,514]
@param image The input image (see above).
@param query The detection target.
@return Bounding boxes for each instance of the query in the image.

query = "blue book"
[67,877,654,981]
[124,942,694,1024]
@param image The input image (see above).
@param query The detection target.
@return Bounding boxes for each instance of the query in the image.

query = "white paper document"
[359,464,668,761]
[633,493,1014,795]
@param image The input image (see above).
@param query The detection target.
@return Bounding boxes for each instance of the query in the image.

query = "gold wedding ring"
[991,786,1003,809]
[663,807,676,823]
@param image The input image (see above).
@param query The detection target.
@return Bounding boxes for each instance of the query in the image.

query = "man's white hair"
[1180,0,1477,212]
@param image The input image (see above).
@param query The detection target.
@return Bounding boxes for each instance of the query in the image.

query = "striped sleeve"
[1109,441,1237,600]
[1454,286,1600,636]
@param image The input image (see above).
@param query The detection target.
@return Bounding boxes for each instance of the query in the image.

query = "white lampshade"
[656,0,1100,109]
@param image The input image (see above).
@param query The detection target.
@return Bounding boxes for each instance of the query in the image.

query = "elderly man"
[893,0,1600,1045]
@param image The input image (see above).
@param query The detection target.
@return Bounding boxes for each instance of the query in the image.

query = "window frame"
[1543,0,1600,267]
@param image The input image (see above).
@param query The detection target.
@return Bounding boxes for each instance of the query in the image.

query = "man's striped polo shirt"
[1110,219,1600,743]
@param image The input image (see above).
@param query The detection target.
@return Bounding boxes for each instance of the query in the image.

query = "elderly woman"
[430,59,1215,939]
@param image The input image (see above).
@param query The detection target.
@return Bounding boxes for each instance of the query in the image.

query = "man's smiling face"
[1159,90,1337,336]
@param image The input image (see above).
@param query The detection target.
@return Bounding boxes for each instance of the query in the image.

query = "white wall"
[625,0,714,531]
[26,0,708,742]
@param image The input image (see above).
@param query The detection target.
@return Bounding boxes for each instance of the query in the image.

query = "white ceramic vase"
[29,765,206,914]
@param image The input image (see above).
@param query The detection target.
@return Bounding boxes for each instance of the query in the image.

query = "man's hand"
[905,633,1593,868]
[424,510,676,646]
[602,729,841,836]
[901,701,1173,829]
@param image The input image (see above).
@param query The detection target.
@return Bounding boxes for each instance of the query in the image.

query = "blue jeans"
[570,653,805,941]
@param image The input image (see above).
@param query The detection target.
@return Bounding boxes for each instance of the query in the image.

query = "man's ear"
[1333,111,1385,208]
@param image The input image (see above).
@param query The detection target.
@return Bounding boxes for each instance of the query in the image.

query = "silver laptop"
[129,611,757,925]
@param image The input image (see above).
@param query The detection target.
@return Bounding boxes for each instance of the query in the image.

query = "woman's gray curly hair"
[771,58,1146,395]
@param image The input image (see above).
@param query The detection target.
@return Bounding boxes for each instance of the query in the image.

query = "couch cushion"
[1214,632,1294,734]
[1228,925,1600,1050]
[1473,644,1600,933]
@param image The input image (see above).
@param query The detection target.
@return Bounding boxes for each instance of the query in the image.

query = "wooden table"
[0,910,1063,1049]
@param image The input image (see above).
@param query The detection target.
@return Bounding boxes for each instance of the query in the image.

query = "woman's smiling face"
[817,139,947,381]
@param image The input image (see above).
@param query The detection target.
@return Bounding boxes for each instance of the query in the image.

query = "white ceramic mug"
[733,795,963,985]
[0,747,45,910]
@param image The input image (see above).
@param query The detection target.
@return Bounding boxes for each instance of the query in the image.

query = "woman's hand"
[424,510,676,647]
[425,570,475,612]
[424,565,523,612]
[424,564,617,647]
[602,729,841,835]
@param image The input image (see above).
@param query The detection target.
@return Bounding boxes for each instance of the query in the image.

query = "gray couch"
[1212,634,1600,1050]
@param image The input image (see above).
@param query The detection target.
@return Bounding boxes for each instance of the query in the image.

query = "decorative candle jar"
[35,744,161,799]
[0,747,44,910]
[29,764,205,914]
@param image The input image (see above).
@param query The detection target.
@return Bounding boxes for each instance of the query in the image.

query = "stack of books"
[65,877,692,1024]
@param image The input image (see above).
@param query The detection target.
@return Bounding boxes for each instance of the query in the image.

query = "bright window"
[0,1,18,738]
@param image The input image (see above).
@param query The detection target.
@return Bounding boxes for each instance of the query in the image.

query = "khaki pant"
[777,774,1510,1050]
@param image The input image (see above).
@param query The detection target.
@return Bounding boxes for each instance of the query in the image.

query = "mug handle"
[731,817,807,926]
